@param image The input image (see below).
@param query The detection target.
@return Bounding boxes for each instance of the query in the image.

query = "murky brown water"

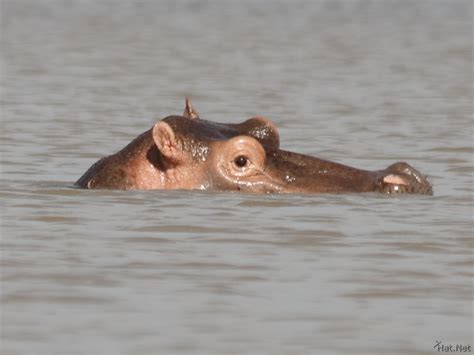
[1,1,473,354]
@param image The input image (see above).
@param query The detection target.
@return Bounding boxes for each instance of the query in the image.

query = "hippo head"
[76,98,432,195]
[153,115,432,194]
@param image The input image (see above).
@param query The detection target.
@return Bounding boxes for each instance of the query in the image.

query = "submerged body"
[76,99,432,195]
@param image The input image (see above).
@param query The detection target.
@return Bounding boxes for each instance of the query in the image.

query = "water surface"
[1,1,472,354]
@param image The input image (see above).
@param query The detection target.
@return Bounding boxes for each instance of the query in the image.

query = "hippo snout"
[377,162,433,195]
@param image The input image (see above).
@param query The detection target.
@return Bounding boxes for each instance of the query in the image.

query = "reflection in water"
[1,1,473,355]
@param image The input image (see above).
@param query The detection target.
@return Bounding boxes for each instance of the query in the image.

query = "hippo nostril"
[383,174,408,186]
[384,162,433,195]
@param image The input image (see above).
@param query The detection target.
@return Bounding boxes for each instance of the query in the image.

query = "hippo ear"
[152,121,184,162]
[183,97,199,119]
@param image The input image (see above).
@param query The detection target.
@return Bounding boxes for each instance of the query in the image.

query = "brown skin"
[75,98,432,195]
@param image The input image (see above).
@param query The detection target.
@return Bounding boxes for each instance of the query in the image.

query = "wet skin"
[75,99,433,194]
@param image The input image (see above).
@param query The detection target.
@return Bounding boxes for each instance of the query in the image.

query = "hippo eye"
[234,155,248,168]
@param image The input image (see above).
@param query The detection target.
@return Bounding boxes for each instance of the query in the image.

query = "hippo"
[75,98,432,194]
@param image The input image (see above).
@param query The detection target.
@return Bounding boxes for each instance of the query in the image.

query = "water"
[1,1,472,354]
